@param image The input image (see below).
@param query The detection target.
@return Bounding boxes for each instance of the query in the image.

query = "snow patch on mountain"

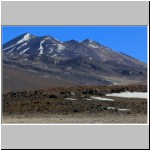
[16,43,28,50]
[38,40,45,55]
[19,47,30,55]
[88,43,99,49]
[3,45,15,51]
[52,54,58,57]
[44,36,51,40]
[6,47,16,55]
[57,44,65,52]
[53,37,61,42]
[16,33,32,44]
[49,48,54,53]
[2,33,146,70]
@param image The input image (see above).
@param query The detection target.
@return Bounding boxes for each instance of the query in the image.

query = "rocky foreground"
[2,84,147,124]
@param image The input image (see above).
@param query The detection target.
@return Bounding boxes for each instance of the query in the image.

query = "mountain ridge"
[3,33,146,65]
[2,33,147,91]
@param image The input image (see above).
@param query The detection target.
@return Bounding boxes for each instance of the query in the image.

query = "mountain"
[2,33,147,92]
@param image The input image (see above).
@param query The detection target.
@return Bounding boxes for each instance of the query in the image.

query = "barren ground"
[2,85,147,124]
[2,113,147,124]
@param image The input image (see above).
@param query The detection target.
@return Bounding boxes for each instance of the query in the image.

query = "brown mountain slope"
[3,64,78,93]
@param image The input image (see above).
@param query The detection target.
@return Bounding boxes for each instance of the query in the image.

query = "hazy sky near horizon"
[2,26,147,63]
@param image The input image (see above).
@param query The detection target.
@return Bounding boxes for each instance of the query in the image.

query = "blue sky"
[2,26,147,63]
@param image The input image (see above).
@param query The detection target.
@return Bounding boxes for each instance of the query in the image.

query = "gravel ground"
[2,85,147,124]
[2,113,147,124]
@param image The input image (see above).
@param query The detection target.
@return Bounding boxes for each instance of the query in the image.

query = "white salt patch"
[107,107,130,111]
[19,47,30,55]
[65,98,77,100]
[118,109,130,111]
[91,96,114,101]
[113,83,118,85]
[107,107,116,110]
[106,91,147,99]
[84,98,91,101]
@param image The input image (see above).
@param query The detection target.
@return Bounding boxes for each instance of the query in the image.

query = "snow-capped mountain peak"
[16,33,35,44]
[82,38,92,43]
[2,33,146,69]
[81,39,101,49]
[43,36,52,40]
